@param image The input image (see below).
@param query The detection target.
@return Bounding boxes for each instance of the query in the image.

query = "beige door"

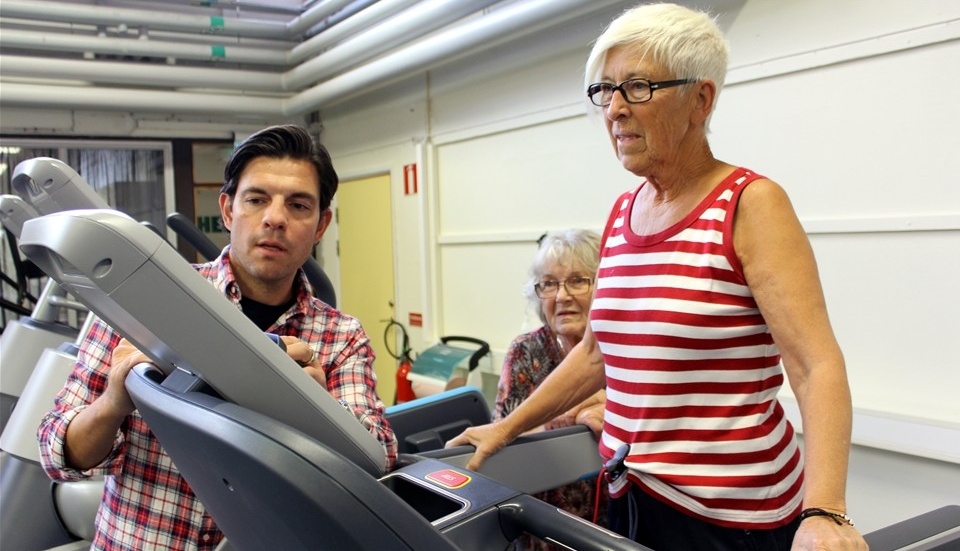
[337,174,397,405]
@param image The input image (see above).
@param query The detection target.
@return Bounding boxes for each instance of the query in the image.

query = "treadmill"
[0,195,82,432]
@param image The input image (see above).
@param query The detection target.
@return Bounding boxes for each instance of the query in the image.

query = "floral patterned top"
[494,325,607,551]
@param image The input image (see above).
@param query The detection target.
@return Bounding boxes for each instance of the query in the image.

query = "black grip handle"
[439,336,490,371]
[166,212,222,261]
[301,257,337,308]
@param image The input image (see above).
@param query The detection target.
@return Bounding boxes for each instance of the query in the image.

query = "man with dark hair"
[38,124,398,550]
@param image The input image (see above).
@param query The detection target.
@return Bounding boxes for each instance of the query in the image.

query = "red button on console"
[425,469,471,489]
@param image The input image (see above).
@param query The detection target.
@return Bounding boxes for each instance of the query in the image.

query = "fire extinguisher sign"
[403,164,418,195]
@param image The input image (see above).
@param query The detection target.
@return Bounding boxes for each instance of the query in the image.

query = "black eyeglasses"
[534,277,593,299]
[587,77,698,107]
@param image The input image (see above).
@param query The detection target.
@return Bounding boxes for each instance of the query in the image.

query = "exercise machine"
[0,160,113,550]
[2,156,112,429]
[0,195,82,433]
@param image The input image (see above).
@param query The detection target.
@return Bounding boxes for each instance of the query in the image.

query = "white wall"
[321,0,960,529]
[714,1,960,430]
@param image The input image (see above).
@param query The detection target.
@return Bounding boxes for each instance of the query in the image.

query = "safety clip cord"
[603,444,630,483]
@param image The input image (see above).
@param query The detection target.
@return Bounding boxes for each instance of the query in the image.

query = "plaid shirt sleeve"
[37,315,126,480]
[279,297,399,471]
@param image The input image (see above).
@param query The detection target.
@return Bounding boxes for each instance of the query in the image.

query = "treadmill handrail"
[423,425,603,495]
[0,194,40,238]
[12,157,110,215]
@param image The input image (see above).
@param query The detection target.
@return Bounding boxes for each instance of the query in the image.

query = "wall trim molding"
[780,396,960,465]
[802,214,960,234]
[436,213,959,246]
[727,19,960,86]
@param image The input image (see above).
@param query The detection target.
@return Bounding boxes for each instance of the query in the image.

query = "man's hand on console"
[281,336,327,389]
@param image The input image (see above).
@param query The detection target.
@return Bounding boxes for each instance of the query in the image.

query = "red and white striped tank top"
[592,167,803,529]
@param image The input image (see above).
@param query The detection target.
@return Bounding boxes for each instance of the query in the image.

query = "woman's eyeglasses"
[586,77,698,107]
[535,277,593,298]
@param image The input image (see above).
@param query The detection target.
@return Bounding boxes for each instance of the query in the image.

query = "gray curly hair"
[524,229,601,325]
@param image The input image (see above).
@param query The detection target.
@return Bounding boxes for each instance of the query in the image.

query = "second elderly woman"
[495,229,606,550]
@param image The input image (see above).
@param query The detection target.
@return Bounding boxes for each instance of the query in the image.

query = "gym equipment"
[407,335,496,406]
[125,363,960,551]
[0,334,103,551]
[11,157,111,213]
[0,197,97,550]
[4,157,512,550]
[3,157,158,550]
[165,211,223,261]
[2,156,111,430]
[0,195,82,432]
[19,208,606,490]
[0,195,39,322]
[1,169,106,550]
[385,386,491,455]
[1,194,40,237]
[0,280,80,430]
[865,505,960,551]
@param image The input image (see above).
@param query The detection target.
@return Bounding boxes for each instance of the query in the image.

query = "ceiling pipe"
[0,28,290,66]
[0,0,289,40]
[0,82,284,117]
[285,0,502,89]
[0,17,303,49]
[0,55,284,92]
[288,0,421,65]
[283,0,627,115]
[299,0,379,39]
[145,0,303,16]
[285,0,359,38]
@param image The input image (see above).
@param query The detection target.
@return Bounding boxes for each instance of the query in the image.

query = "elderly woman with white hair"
[451,3,867,551]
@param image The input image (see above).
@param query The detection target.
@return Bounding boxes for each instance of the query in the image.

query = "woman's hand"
[445,422,514,471]
[281,336,326,388]
[791,516,868,551]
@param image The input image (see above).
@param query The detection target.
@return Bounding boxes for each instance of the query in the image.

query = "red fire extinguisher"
[385,318,417,404]
[395,356,416,404]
